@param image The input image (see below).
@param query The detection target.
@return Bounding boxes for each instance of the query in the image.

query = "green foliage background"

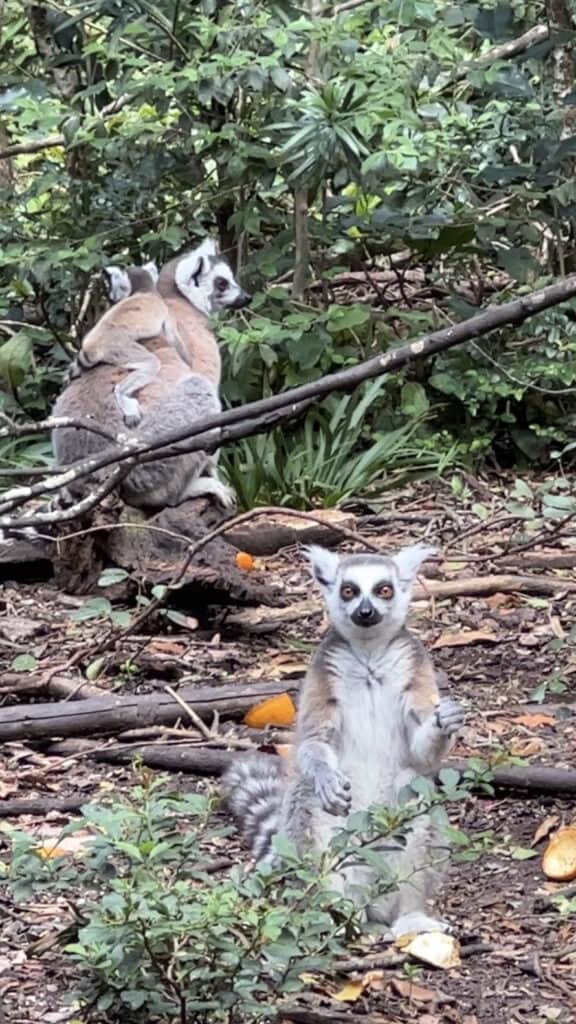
[1,0,576,501]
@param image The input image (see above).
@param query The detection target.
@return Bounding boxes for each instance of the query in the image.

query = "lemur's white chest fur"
[330,639,414,808]
[310,636,416,852]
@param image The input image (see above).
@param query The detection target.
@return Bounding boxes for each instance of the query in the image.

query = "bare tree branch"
[0,415,121,444]
[453,24,550,81]
[0,94,131,161]
[1,274,576,526]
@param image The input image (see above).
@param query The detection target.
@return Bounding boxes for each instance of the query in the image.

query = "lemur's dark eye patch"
[340,582,359,601]
[374,582,394,600]
[214,276,229,292]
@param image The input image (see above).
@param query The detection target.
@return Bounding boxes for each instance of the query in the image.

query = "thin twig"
[164,685,216,741]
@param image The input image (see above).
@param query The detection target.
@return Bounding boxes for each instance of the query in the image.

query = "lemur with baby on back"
[224,543,464,939]
[53,237,251,511]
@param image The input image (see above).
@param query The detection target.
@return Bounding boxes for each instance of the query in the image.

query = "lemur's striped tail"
[221,754,285,861]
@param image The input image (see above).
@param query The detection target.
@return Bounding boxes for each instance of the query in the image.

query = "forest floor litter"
[1,476,575,1024]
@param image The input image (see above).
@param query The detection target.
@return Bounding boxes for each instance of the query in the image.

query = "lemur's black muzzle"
[351,599,382,628]
[231,288,252,309]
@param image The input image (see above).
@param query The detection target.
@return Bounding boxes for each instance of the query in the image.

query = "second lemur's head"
[306,544,436,645]
[103,261,159,303]
[159,238,251,316]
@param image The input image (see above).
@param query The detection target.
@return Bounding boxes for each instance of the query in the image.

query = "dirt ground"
[1,477,575,1024]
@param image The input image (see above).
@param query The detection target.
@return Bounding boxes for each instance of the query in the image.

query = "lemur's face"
[174,239,251,316]
[307,545,436,644]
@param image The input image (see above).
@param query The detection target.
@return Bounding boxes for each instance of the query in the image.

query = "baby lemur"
[77,261,187,428]
[223,544,464,938]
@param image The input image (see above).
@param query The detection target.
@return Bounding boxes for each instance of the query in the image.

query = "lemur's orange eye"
[340,583,359,602]
[375,583,394,600]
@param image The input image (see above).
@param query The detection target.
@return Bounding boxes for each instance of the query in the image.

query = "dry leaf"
[298,972,319,985]
[418,1016,442,1024]
[333,970,385,1002]
[390,977,436,1004]
[509,737,545,757]
[0,776,18,799]
[269,653,309,678]
[549,616,566,640]
[145,639,186,656]
[532,814,560,846]
[244,693,296,728]
[542,826,576,882]
[402,931,461,970]
[485,593,514,610]
[431,630,498,650]
[510,713,556,729]
[36,833,93,860]
[333,980,364,1003]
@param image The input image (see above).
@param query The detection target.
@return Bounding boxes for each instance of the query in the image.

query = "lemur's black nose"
[233,289,252,309]
[351,599,381,628]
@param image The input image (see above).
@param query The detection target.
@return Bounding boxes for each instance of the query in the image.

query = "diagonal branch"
[1,274,576,527]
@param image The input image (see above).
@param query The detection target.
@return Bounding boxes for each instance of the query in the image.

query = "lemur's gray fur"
[223,544,465,938]
[51,238,250,511]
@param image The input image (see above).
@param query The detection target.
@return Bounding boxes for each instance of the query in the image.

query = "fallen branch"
[333,940,492,976]
[47,739,236,775]
[0,795,88,819]
[450,759,576,795]
[413,573,576,600]
[0,672,105,700]
[0,680,298,742]
[499,553,576,570]
[40,738,576,798]
[3,273,576,525]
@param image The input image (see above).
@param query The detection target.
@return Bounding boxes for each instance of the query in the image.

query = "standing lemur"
[52,238,251,510]
[223,544,465,938]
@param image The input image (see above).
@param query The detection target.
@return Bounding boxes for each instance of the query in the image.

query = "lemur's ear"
[306,545,340,589]
[142,260,159,284]
[393,545,437,589]
[104,266,131,303]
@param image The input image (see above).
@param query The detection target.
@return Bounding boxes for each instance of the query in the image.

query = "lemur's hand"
[313,764,351,817]
[434,697,464,737]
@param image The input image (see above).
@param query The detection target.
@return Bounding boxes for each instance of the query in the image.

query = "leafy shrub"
[7,769,487,1023]
[2,0,576,484]
[221,379,461,509]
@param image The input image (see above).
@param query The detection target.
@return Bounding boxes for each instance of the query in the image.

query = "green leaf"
[98,568,129,587]
[86,657,106,681]
[509,846,539,861]
[529,681,548,704]
[0,334,32,386]
[11,653,38,671]
[438,767,462,790]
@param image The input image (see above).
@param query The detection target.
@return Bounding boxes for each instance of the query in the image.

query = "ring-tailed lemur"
[52,238,251,511]
[223,544,464,938]
[74,261,187,428]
